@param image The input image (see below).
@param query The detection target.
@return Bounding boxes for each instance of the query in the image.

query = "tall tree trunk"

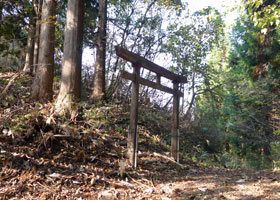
[90,0,107,103]
[55,0,85,115]
[33,0,42,75]
[23,24,35,74]
[31,0,56,102]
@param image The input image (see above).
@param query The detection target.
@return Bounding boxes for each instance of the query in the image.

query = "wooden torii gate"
[116,46,188,168]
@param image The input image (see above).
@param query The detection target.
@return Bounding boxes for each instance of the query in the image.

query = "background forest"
[1,0,280,172]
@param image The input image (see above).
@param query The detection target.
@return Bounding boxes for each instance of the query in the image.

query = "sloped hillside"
[1,72,280,200]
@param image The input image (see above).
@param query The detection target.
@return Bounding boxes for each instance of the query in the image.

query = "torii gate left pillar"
[127,64,140,168]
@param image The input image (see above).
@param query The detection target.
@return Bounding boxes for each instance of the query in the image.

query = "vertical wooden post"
[171,81,180,162]
[156,74,161,85]
[127,64,140,168]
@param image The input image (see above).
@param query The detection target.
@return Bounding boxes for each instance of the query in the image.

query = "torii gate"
[116,46,187,168]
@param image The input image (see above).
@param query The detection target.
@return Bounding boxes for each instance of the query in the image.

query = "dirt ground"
[1,133,280,200]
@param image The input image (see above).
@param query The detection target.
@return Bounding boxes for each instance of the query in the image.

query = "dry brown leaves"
[1,72,280,199]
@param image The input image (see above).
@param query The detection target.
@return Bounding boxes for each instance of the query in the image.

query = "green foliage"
[53,76,61,82]
[18,75,30,85]
[164,8,225,76]
[198,74,279,169]
[191,0,280,170]
[220,152,242,169]
[230,19,280,80]
[83,0,98,48]
[242,0,280,32]
[83,107,108,129]
[0,0,35,70]
[235,1,280,80]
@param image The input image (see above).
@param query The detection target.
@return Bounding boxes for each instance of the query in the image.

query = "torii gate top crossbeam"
[115,46,188,84]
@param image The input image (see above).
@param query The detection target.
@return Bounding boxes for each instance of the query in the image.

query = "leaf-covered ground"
[1,72,280,200]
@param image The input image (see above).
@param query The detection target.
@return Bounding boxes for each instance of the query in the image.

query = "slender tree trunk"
[180,84,184,112]
[33,0,42,75]
[184,74,196,119]
[107,7,135,99]
[55,0,85,115]
[31,0,56,102]
[0,2,3,22]
[23,24,35,74]
[90,0,107,103]
[23,0,37,74]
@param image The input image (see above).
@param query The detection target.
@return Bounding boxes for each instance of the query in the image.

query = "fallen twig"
[1,72,20,95]
[126,174,152,188]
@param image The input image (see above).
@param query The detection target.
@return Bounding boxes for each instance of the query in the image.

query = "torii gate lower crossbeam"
[116,46,187,168]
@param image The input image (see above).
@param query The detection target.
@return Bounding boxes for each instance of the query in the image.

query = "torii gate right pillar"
[171,81,180,162]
